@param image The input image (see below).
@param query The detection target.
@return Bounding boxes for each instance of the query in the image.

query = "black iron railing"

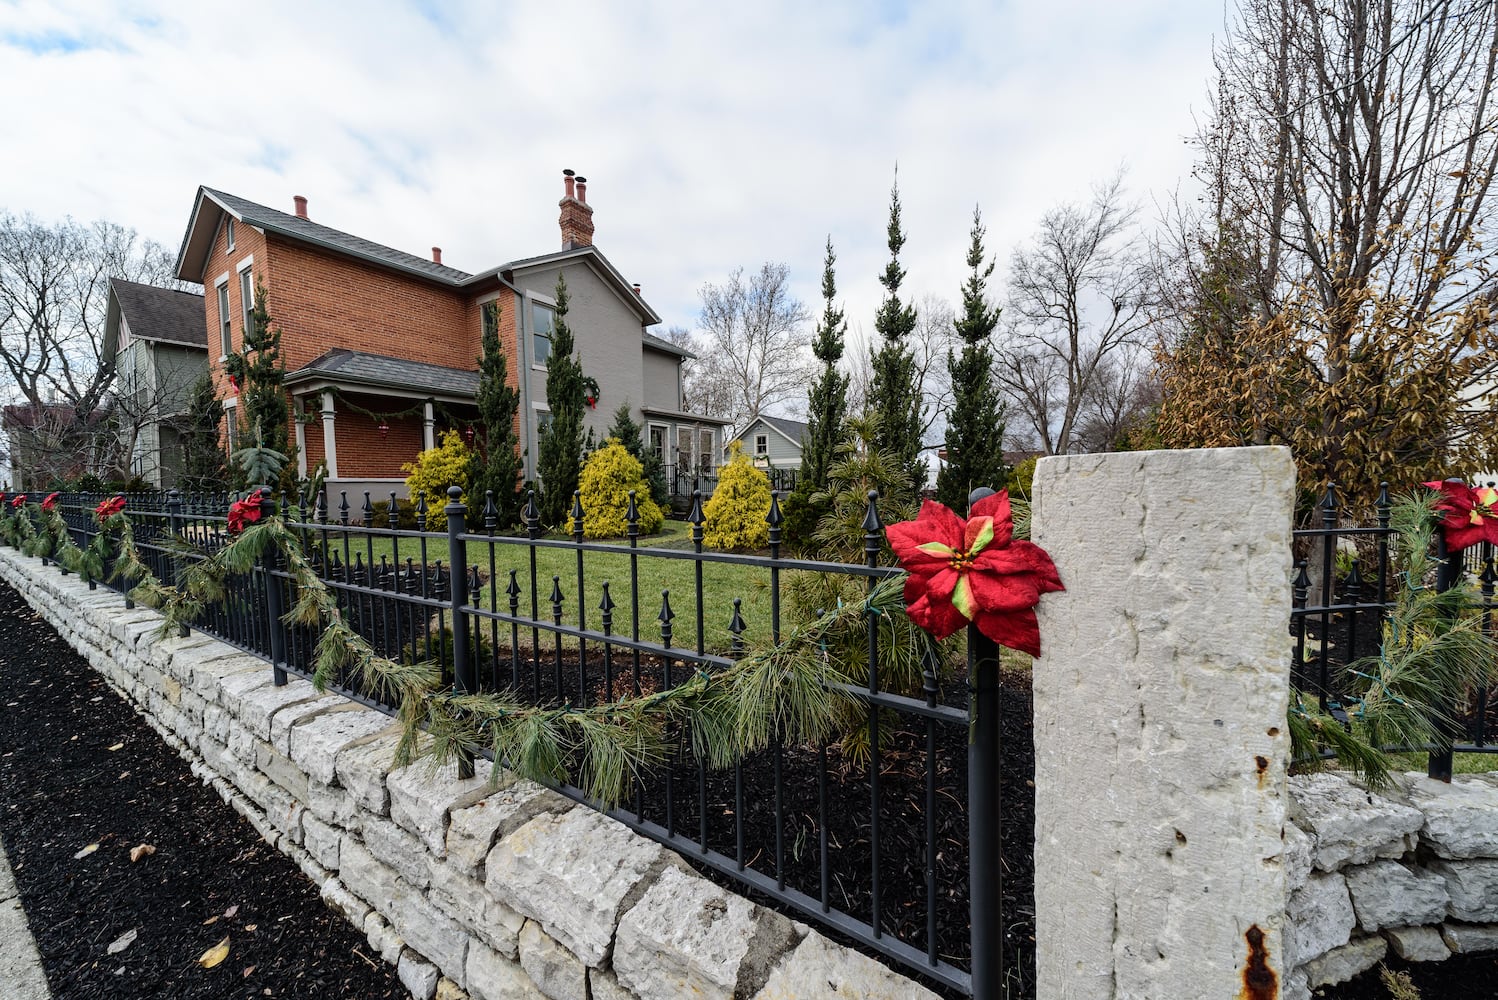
[37,485,999,997]
[1289,483,1498,775]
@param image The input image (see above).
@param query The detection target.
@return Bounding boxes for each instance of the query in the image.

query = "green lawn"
[307,520,799,652]
[1386,751,1498,775]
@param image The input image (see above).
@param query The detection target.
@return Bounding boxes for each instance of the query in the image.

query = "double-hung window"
[754,433,769,457]
[240,268,255,335]
[216,282,231,356]
[532,301,556,366]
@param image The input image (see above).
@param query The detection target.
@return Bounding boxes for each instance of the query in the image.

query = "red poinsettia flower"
[95,495,126,520]
[887,491,1064,657]
[226,489,266,535]
[228,374,241,395]
[40,492,60,512]
[1424,480,1498,553]
[11,494,27,509]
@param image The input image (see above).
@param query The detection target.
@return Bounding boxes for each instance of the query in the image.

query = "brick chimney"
[293,195,308,219]
[432,247,443,264]
[558,168,594,249]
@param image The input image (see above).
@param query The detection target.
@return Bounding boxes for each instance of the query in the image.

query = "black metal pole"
[1428,481,1466,781]
[967,486,1003,998]
[260,487,288,687]
[445,485,474,779]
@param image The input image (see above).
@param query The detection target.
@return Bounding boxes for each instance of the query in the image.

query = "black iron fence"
[661,463,798,504]
[1290,483,1498,775]
[34,486,998,998]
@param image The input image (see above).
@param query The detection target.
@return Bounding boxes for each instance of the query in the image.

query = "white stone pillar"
[1032,447,1294,1000]
[294,397,307,478]
[320,391,338,478]
[423,401,436,452]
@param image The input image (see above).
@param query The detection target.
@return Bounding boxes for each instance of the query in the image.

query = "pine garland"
[1290,489,1498,787]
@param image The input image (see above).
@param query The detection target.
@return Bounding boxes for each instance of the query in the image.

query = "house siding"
[642,349,681,411]
[737,417,804,469]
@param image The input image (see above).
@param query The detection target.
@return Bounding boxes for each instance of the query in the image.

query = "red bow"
[227,489,266,535]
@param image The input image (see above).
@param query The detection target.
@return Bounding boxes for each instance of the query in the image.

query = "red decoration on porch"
[886,491,1063,657]
[1424,480,1498,553]
[465,426,475,445]
[10,494,25,508]
[586,395,596,409]
[378,421,390,440]
[95,495,126,520]
[226,489,266,535]
[228,374,241,395]
[40,492,59,512]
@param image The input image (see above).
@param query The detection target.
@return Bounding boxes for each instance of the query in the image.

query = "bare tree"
[0,212,187,479]
[691,263,812,436]
[998,176,1152,455]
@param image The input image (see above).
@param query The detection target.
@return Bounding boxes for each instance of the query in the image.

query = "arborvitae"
[801,237,850,487]
[607,402,667,506]
[472,300,522,528]
[537,274,585,526]
[867,173,925,490]
[223,277,293,490]
[178,373,227,492]
[936,207,1007,512]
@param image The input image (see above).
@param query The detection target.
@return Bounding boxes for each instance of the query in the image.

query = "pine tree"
[801,237,850,487]
[607,402,667,507]
[936,207,1006,512]
[472,300,522,528]
[867,173,925,491]
[224,277,293,489]
[537,274,585,526]
[177,373,227,492]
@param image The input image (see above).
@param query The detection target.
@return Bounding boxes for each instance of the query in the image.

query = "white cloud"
[0,0,1222,351]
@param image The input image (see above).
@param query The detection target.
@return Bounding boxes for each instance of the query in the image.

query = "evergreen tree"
[177,373,227,492]
[472,300,522,528]
[801,237,850,487]
[607,402,667,507]
[936,207,1006,512]
[867,173,925,490]
[223,277,293,490]
[537,274,585,526]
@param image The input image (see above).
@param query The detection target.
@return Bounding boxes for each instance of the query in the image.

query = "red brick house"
[173,172,726,502]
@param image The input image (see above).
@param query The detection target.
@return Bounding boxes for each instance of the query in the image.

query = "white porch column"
[423,401,436,452]
[294,397,307,478]
[320,391,338,478]
[1031,447,1295,1000]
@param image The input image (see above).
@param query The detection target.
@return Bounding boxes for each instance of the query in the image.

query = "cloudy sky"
[1,0,1225,349]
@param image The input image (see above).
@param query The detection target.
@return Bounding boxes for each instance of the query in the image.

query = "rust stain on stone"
[1238,924,1278,1000]
[1254,755,1270,789]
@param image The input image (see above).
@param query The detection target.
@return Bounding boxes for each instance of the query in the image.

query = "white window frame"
[238,260,255,336]
[225,216,236,251]
[222,398,238,454]
[647,422,669,462]
[215,278,231,358]
[527,292,558,370]
[754,433,769,456]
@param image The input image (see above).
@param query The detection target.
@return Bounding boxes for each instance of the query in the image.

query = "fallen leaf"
[73,843,99,860]
[198,936,230,969]
[107,743,124,751]
[244,924,257,933]
[242,966,256,978]
[223,904,239,919]
[129,844,155,863]
[202,916,219,926]
[106,929,137,955]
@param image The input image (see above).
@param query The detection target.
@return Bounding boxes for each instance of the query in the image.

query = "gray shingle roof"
[759,415,808,445]
[285,349,480,398]
[110,278,206,347]
[204,188,474,284]
[642,331,693,358]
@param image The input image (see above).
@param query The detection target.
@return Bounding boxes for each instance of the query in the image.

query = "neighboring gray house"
[729,415,808,469]
[101,278,208,487]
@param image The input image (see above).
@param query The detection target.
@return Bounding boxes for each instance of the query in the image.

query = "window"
[699,429,715,472]
[225,217,235,251]
[223,401,238,454]
[216,282,231,356]
[532,301,555,366]
[240,268,254,335]
[648,424,667,461]
[754,433,769,456]
[482,301,499,341]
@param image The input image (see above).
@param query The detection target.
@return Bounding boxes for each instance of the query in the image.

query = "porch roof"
[284,348,480,402]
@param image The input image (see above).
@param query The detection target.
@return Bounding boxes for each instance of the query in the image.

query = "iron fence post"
[1428,480,1467,781]
[967,486,1003,999]
[166,489,188,637]
[445,485,474,779]
[260,487,288,687]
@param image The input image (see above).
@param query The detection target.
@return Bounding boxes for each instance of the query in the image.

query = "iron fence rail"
[43,486,988,997]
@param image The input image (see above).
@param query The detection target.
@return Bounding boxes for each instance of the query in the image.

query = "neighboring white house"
[728,415,807,469]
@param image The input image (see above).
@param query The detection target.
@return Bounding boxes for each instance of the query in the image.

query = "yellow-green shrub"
[703,446,772,551]
[402,429,473,519]
[571,440,665,538]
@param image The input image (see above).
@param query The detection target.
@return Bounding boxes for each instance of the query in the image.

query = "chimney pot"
[558,170,595,248]
[563,169,576,200]
[293,195,308,219]
[632,283,642,296]
[432,247,442,264]
[575,177,587,204]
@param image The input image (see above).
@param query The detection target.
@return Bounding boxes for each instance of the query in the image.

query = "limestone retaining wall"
[1284,770,1498,997]
[0,547,937,1000]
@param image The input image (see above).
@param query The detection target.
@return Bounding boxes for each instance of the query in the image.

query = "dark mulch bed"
[0,580,404,999]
